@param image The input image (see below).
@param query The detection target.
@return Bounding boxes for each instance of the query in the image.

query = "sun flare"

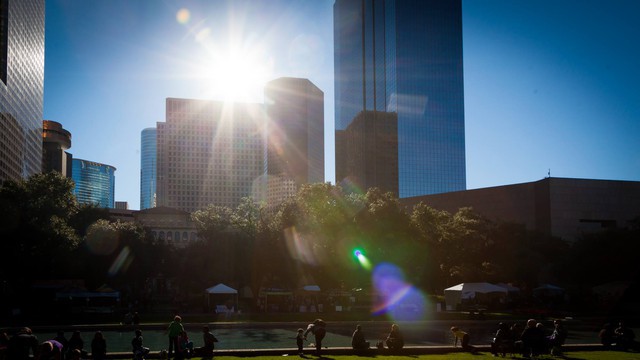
[208,51,271,102]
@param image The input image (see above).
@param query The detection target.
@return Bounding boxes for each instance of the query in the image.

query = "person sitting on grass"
[194,326,218,358]
[351,325,370,351]
[450,326,476,353]
[385,324,404,351]
[132,330,150,360]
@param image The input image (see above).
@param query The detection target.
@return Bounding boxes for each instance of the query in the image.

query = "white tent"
[302,285,321,292]
[206,283,238,294]
[444,282,508,310]
[205,283,238,312]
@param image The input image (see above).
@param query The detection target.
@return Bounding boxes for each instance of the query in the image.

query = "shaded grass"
[187,352,640,360]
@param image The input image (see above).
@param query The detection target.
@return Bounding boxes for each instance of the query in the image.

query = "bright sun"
[177,8,273,103]
[207,50,271,103]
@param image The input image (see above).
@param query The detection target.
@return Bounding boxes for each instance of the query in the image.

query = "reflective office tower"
[140,127,157,210]
[42,120,72,177]
[71,159,116,208]
[0,0,45,181]
[334,0,466,197]
[264,77,324,204]
[340,110,398,195]
[157,98,265,212]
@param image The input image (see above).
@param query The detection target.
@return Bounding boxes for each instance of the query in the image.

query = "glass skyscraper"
[334,0,466,197]
[72,158,116,208]
[0,0,45,182]
[140,127,157,210]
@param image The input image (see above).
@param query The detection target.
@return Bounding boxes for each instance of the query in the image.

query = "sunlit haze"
[44,0,640,210]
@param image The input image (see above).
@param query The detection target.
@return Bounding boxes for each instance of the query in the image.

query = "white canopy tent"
[444,282,508,310]
[205,283,238,312]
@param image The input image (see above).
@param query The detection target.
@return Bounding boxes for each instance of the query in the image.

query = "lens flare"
[108,246,133,277]
[353,249,372,270]
[176,8,191,24]
[371,263,428,321]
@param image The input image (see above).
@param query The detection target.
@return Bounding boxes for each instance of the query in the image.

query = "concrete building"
[334,0,465,197]
[134,206,198,247]
[71,158,116,208]
[0,0,45,182]
[42,120,72,177]
[157,98,265,212]
[400,177,640,241]
[140,127,157,210]
[107,206,199,248]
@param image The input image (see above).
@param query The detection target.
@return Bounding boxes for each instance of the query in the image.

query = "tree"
[0,173,80,283]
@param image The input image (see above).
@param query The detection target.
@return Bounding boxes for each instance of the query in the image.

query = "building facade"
[265,77,324,185]
[334,0,466,197]
[140,127,157,210]
[0,0,45,182]
[157,98,265,212]
[42,120,72,177]
[340,110,398,195]
[400,177,640,241]
[264,77,324,204]
[71,158,116,208]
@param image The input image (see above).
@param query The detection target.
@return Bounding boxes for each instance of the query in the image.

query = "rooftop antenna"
[547,169,551,178]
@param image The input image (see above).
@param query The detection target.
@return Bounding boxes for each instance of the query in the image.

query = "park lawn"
[191,352,640,360]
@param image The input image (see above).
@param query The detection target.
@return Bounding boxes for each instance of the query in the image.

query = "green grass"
[183,352,640,360]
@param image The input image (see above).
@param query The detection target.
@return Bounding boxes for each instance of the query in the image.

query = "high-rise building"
[340,110,398,195]
[264,77,324,204]
[140,127,157,210]
[42,120,72,177]
[334,0,466,197]
[71,158,116,208]
[0,0,45,182]
[157,98,265,212]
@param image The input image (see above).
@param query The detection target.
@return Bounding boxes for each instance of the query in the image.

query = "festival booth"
[258,288,293,312]
[295,285,322,312]
[444,282,508,310]
[55,285,120,313]
[205,283,238,314]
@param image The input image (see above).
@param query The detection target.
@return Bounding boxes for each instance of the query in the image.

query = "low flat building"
[400,177,640,241]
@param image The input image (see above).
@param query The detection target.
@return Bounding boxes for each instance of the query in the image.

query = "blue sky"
[44,0,640,210]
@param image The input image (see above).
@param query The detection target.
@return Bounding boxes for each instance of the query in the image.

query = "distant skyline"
[44,0,640,210]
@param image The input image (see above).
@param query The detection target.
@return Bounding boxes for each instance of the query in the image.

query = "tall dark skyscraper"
[0,0,45,182]
[334,0,466,197]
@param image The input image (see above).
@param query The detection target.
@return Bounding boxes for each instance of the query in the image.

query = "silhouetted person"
[91,331,107,360]
[167,315,184,358]
[521,319,545,358]
[36,340,64,360]
[7,327,38,360]
[385,324,404,350]
[491,322,513,356]
[303,318,326,355]
[599,323,615,348]
[615,321,636,351]
[351,325,369,350]
[194,326,218,357]
[451,326,476,353]
[132,329,150,360]
[66,331,84,358]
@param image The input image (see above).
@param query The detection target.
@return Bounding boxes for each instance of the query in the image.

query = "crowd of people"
[0,319,219,360]
[1,316,638,359]
[484,319,569,357]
